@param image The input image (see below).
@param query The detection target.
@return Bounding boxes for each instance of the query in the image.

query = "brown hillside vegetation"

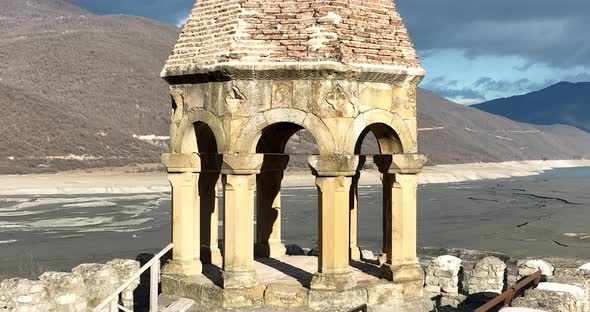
[418,89,590,164]
[0,0,176,173]
[1,0,589,174]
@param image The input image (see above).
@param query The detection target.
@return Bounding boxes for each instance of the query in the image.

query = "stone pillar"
[221,154,264,289]
[425,255,462,294]
[374,154,427,297]
[200,155,222,265]
[255,155,289,258]
[517,259,554,280]
[349,172,361,261]
[468,256,507,295]
[349,156,364,261]
[308,155,359,291]
[162,153,203,276]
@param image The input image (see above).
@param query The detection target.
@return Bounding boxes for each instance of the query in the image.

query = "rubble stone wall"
[423,254,590,312]
[0,259,139,312]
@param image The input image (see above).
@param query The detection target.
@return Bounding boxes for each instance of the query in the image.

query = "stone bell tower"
[160,0,427,309]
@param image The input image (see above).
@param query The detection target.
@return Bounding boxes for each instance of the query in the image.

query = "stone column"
[221,154,264,288]
[308,155,359,291]
[374,154,427,296]
[161,153,203,276]
[199,154,222,265]
[349,156,365,261]
[255,154,289,258]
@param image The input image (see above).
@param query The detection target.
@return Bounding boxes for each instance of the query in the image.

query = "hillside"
[418,89,590,164]
[0,0,177,173]
[1,0,589,174]
[474,82,590,133]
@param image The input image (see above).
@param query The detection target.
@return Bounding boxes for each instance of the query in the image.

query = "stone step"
[162,298,195,312]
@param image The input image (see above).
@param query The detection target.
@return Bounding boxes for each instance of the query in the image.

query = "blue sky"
[71,0,590,104]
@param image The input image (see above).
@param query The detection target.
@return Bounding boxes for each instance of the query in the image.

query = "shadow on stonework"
[133,251,171,312]
[349,260,381,279]
[201,263,224,287]
[430,294,499,312]
[256,257,314,287]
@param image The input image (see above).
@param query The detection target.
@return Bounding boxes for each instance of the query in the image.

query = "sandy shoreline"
[0,159,589,195]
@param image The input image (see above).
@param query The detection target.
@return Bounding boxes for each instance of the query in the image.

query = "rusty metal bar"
[475,270,542,312]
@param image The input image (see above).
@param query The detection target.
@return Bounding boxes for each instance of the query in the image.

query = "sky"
[71,0,590,104]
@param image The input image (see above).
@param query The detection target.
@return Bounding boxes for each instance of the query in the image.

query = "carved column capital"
[374,154,427,175]
[307,155,361,177]
[221,153,264,175]
[162,153,201,173]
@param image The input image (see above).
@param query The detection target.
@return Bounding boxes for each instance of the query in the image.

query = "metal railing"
[93,244,174,312]
[475,270,542,312]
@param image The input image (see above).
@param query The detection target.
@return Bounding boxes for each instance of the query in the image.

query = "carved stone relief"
[325,84,357,117]
[224,85,247,115]
[272,81,293,108]
[170,88,185,143]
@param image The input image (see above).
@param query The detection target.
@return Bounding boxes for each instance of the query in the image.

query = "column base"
[308,287,367,310]
[222,270,258,289]
[161,273,221,306]
[350,245,362,261]
[380,263,425,298]
[201,246,223,266]
[380,262,424,282]
[162,259,203,276]
[254,243,286,258]
[310,271,356,291]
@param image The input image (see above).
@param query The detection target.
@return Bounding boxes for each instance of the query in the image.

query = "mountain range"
[1,0,589,174]
[474,82,590,133]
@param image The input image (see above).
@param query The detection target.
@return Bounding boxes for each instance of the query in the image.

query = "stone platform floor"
[192,255,385,290]
[255,255,382,288]
[161,255,434,311]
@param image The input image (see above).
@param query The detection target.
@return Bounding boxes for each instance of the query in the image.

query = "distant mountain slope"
[0,0,178,173]
[418,89,590,164]
[474,82,590,133]
[0,0,88,18]
[0,83,162,173]
[0,0,588,174]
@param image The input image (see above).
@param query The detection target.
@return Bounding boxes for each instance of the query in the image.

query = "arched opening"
[354,123,403,155]
[253,122,320,286]
[352,123,403,264]
[183,121,223,265]
[179,121,219,155]
[194,122,218,155]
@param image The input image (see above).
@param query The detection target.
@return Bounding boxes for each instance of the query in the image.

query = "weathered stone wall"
[168,77,420,157]
[468,256,507,295]
[419,254,590,312]
[0,259,139,312]
[424,255,462,294]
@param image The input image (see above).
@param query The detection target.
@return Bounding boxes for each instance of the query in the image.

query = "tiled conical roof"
[162,0,421,78]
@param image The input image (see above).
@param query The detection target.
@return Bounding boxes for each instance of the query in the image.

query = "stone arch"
[234,108,336,154]
[172,111,226,154]
[343,109,415,155]
[354,123,403,155]
[256,122,311,154]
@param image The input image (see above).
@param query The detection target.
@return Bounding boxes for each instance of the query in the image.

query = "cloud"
[453,98,485,106]
[396,0,590,69]
[422,77,487,103]
[69,0,589,100]
[70,0,590,71]
[176,14,189,27]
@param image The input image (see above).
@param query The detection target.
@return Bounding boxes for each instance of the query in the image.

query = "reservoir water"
[1,167,589,276]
